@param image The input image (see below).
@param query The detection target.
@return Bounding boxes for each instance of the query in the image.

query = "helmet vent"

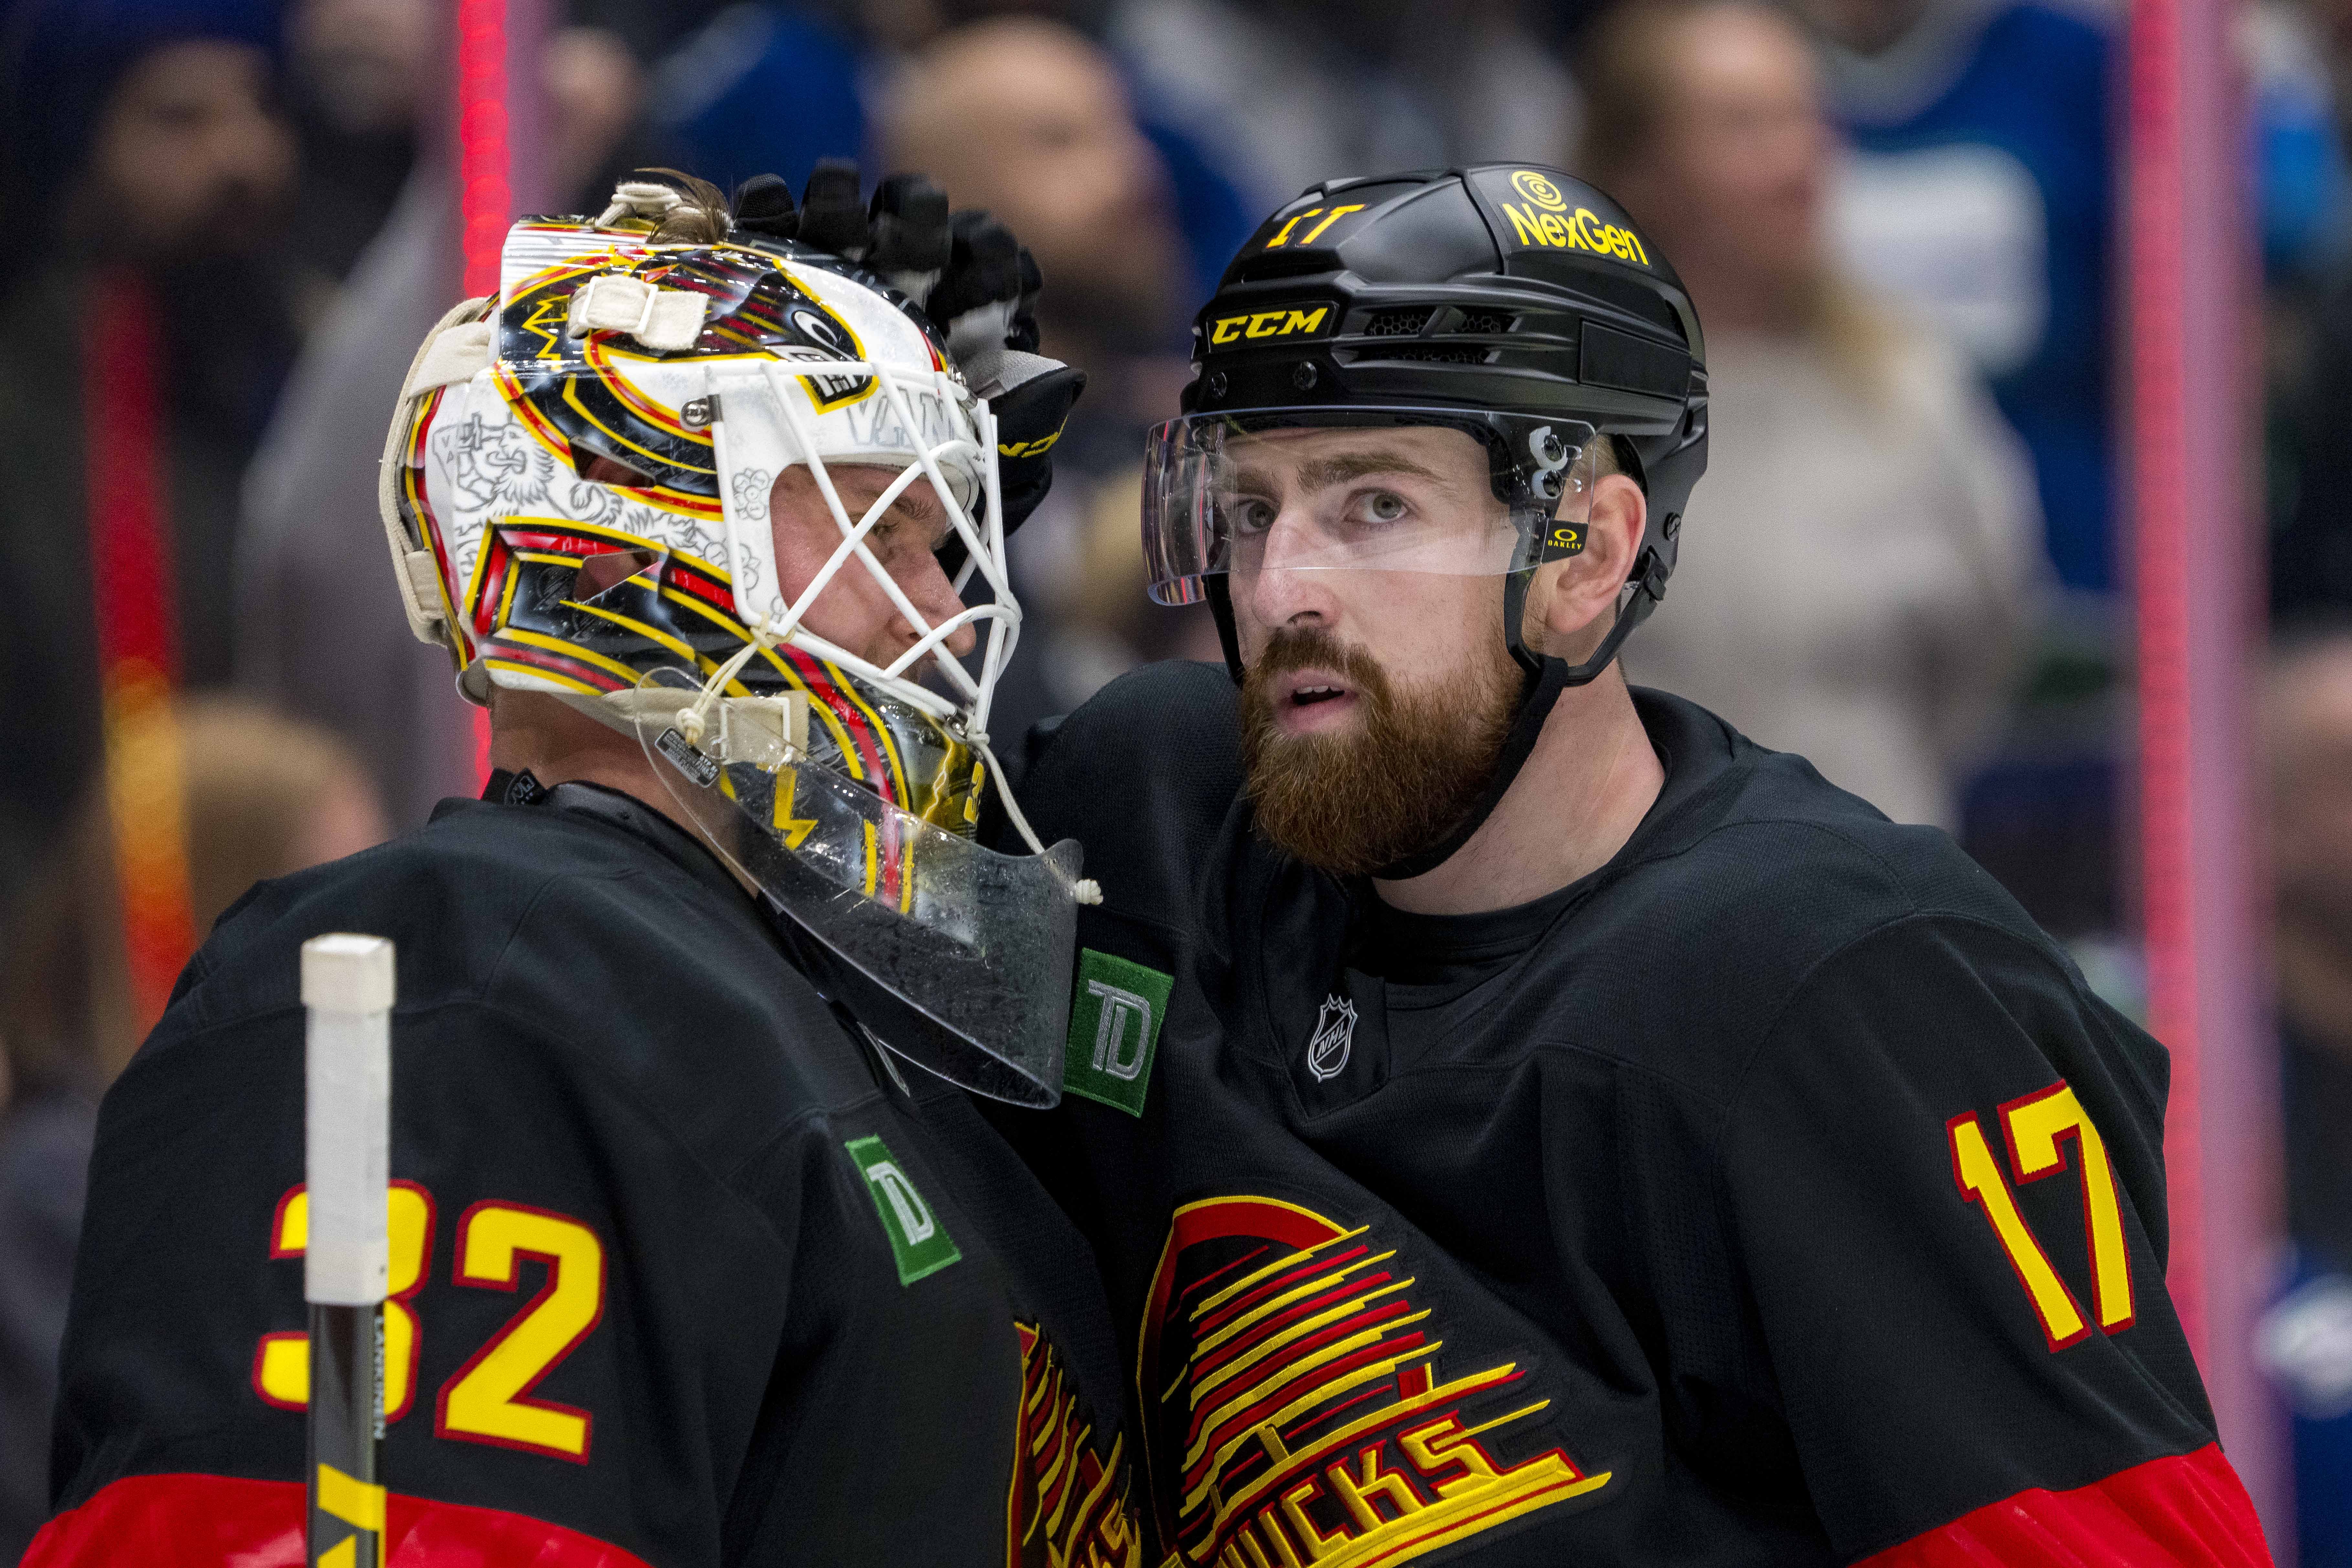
[1362,307,1436,337]
[1383,346,1490,364]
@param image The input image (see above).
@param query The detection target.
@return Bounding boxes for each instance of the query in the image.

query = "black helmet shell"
[1175,165,1713,881]
[1181,164,1708,549]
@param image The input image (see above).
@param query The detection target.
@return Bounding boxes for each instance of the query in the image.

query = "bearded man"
[995,165,2272,1566]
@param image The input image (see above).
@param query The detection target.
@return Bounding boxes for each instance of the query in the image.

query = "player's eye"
[1219,495,1277,535]
[1347,490,1412,528]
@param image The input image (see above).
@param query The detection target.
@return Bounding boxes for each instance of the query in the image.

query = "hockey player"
[29,170,1146,1565]
[1002,165,2274,1565]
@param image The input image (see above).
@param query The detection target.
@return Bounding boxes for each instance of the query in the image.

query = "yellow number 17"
[1947,1081,2136,1351]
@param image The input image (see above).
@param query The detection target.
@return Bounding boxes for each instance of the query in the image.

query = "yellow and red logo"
[1139,1197,1610,1566]
[1012,1322,1144,1567]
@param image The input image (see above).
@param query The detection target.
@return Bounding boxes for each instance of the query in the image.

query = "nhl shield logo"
[1307,994,1357,1082]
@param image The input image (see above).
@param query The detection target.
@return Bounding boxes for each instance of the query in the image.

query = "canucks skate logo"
[1307,994,1357,1082]
[1012,1322,1145,1565]
[1140,1198,1612,1566]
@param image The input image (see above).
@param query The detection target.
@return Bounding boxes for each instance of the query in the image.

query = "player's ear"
[1524,473,1647,656]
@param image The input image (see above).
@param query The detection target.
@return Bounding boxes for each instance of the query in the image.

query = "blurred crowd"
[2,0,2352,1557]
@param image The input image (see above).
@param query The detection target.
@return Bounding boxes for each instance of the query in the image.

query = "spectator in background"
[649,3,868,197]
[1109,0,1580,215]
[2261,626,2352,1568]
[1583,0,2039,830]
[2275,0,2352,625]
[882,17,1182,392]
[279,0,434,322]
[879,15,1219,733]
[238,7,668,830]
[642,1,1253,315]
[0,0,301,902]
[0,699,386,1563]
[2258,0,2352,642]
[1788,0,2112,601]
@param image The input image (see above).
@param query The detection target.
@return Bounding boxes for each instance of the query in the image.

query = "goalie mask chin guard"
[1161,163,1710,880]
[632,667,1080,1107]
[381,202,1089,1104]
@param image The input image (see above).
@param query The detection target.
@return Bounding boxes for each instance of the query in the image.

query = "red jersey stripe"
[23,1471,655,1567]
[1857,1444,2271,1568]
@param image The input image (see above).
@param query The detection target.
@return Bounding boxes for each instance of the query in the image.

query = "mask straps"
[673,609,792,750]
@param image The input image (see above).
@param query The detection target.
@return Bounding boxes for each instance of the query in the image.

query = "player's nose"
[895,552,978,661]
[1240,524,1339,633]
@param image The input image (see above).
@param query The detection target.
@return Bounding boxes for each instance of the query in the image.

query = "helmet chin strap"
[1206,557,1669,885]
[1368,558,1668,880]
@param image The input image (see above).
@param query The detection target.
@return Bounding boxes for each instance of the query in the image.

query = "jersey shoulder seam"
[458,988,862,1214]
[1625,809,1925,898]
[1716,908,2100,1144]
[155,988,829,1253]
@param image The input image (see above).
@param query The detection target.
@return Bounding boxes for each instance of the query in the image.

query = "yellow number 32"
[254,1184,606,1463]
[1948,1081,2137,1351]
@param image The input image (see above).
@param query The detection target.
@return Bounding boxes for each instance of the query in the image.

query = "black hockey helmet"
[1142,164,1710,876]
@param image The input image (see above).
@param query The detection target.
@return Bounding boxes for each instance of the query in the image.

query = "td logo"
[845,1135,962,1285]
[1064,950,1175,1117]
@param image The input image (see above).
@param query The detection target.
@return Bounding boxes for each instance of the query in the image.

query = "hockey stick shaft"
[302,935,394,1568]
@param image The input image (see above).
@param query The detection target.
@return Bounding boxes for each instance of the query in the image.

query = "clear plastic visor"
[1143,407,1596,606]
[632,665,1082,1106]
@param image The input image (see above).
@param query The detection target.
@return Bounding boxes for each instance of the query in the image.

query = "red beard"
[1239,625,1520,876]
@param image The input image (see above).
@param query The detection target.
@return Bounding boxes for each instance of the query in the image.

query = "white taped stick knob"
[303,934,393,1306]
[303,933,395,1013]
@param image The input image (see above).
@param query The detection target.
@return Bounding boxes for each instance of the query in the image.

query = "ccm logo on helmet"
[1208,304,1331,349]
[1498,169,1650,267]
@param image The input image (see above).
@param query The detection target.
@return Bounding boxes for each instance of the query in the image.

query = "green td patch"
[1063,949,1173,1117]
[844,1135,961,1285]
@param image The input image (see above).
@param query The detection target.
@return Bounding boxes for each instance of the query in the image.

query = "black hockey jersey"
[31,782,1141,1566]
[994,662,2268,1568]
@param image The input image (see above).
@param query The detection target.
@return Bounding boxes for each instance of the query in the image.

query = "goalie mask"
[380,204,1088,1106]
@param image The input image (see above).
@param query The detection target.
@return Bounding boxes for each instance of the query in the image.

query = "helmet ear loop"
[1552,541,1670,687]
[1518,440,1653,687]
[1500,567,1544,679]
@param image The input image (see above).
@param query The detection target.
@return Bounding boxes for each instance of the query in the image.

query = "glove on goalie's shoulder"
[929,210,1083,535]
[727,166,1084,534]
